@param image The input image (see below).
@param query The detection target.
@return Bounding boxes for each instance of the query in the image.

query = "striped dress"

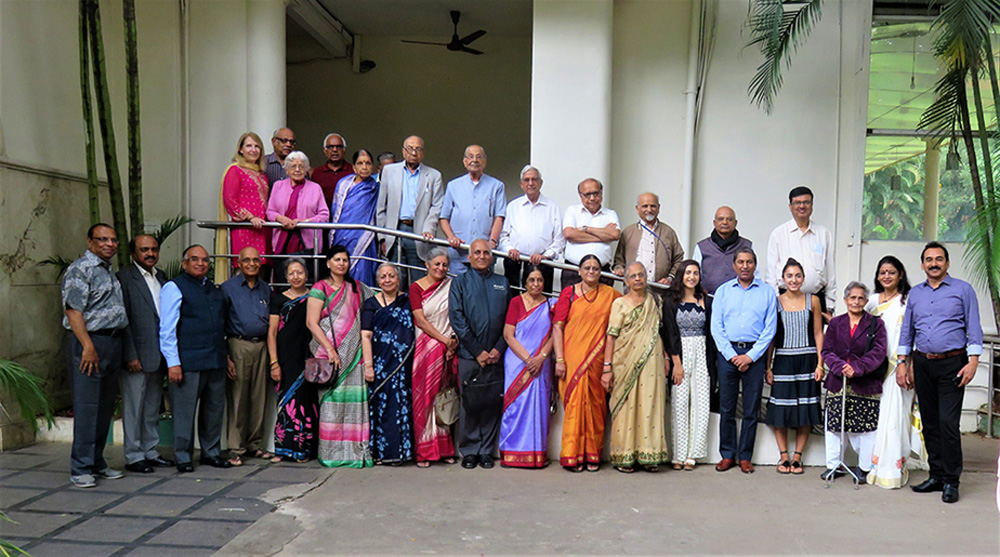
[765,293,822,427]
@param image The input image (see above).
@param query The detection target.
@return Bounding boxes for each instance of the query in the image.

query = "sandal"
[565,464,585,473]
[615,465,634,474]
[672,462,683,470]
[790,452,804,475]
[228,455,243,467]
[442,457,459,465]
[416,461,431,469]
[683,459,696,471]
[269,455,283,464]
[776,451,791,474]
[253,450,276,460]
[644,464,659,473]
[586,463,600,473]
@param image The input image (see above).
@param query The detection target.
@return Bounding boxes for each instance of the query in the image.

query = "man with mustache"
[896,241,982,503]
[612,192,683,288]
[264,128,296,187]
[117,235,175,473]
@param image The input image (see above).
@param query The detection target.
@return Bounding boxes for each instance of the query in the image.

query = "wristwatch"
[582,225,588,232]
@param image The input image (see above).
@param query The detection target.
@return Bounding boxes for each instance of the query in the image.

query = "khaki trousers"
[226,338,269,456]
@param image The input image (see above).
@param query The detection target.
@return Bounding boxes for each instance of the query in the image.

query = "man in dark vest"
[692,206,754,296]
[158,245,232,472]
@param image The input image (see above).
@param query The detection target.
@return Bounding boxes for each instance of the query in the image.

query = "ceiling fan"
[401,10,487,55]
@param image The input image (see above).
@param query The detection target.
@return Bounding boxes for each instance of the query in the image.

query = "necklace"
[578,283,599,303]
[380,291,396,307]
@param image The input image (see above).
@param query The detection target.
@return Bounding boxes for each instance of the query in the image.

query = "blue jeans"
[717,344,766,461]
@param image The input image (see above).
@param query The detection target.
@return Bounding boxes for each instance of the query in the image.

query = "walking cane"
[825,374,861,490]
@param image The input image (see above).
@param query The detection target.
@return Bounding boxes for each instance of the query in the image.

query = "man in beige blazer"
[612,192,684,287]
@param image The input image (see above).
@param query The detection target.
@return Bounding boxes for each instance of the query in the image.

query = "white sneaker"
[94,468,124,480]
[71,474,97,488]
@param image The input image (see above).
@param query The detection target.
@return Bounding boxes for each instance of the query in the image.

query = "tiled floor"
[0,442,330,556]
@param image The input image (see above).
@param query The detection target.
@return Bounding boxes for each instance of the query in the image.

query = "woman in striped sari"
[409,249,460,468]
[553,254,621,472]
[306,245,373,467]
[500,266,554,468]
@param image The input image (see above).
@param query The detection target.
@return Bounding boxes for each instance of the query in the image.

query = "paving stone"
[0,487,46,508]
[185,463,257,480]
[105,494,203,517]
[12,442,71,457]
[185,497,274,522]
[88,474,161,493]
[147,519,251,547]
[4,470,71,489]
[0,510,78,538]
[23,491,123,513]
[223,480,286,499]
[145,478,231,496]
[55,515,165,543]
[0,453,57,471]
[125,546,217,557]
[26,541,123,557]
[249,465,330,484]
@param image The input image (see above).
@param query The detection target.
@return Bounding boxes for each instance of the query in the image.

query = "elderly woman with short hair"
[820,281,887,482]
[266,151,329,283]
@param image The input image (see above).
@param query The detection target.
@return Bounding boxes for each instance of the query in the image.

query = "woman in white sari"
[866,255,927,488]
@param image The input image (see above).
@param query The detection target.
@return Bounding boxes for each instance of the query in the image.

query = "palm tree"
[746,0,824,114]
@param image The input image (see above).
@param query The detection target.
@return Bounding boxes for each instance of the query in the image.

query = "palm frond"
[0,359,54,433]
[151,214,193,246]
[0,510,30,556]
[963,201,1000,293]
[931,0,1000,68]
[161,259,183,280]
[918,65,967,137]
[37,256,75,279]
[745,0,824,114]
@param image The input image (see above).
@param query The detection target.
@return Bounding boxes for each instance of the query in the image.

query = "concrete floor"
[220,435,1000,556]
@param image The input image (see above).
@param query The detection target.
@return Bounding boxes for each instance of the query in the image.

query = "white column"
[530,0,614,211]
[247,0,287,136]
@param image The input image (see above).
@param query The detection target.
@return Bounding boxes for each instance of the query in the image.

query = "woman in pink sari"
[306,245,373,467]
[217,132,269,281]
[409,248,460,468]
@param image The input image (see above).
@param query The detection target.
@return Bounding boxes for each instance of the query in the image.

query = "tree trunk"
[984,33,1000,206]
[86,0,129,267]
[78,0,100,225]
[123,0,143,236]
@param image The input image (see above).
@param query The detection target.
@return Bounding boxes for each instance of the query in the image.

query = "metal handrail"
[196,220,673,290]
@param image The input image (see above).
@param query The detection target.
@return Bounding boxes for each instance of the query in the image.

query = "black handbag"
[461,363,504,414]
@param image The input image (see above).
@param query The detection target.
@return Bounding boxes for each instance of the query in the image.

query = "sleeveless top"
[676,302,706,338]
[774,292,815,356]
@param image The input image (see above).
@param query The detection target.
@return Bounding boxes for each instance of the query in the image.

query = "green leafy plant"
[0,510,30,556]
[745,0,824,114]
[151,215,194,247]
[0,359,55,434]
[37,256,75,279]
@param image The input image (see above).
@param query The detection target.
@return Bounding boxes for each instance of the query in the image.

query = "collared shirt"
[562,204,620,266]
[400,164,420,221]
[311,161,354,208]
[134,261,162,315]
[897,275,983,357]
[636,224,657,282]
[765,218,836,310]
[220,274,271,338]
[710,277,778,362]
[449,267,510,360]
[264,152,288,187]
[498,194,565,260]
[159,280,186,367]
[61,250,128,331]
[440,173,507,272]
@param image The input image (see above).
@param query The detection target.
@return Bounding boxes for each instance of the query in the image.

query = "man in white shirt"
[765,186,836,317]
[499,165,565,293]
[561,178,620,288]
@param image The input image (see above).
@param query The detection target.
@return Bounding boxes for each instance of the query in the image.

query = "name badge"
[492,284,506,291]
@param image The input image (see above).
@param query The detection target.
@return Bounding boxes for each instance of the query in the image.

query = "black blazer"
[660,295,719,408]
[117,264,168,371]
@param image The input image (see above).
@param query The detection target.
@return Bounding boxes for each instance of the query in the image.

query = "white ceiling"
[314,0,532,38]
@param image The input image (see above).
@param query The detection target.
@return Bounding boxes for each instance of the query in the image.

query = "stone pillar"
[247,0,287,137]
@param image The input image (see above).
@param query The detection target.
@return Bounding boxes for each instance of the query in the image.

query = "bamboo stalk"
[86,0,129,267]
[78,0,100,225]
[123,0,144,236]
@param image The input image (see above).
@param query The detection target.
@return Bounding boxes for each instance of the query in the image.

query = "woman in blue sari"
[330,149,379,286]
[499,266,555,468]
[361,263,415,465]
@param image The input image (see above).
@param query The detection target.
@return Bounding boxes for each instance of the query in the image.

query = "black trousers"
[66,332,121,476]
[457,358,503,457]
[913,352,967,485]
[503,258,555,294]
[560,262,614,290]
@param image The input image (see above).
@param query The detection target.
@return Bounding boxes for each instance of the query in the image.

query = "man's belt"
[914,349,965,360]
[731,341,754,350]
[231,335,266,343]
[399,219,414,226]
[90,328,122,338]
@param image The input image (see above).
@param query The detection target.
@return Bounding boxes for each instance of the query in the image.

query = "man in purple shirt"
[896,241,982,504]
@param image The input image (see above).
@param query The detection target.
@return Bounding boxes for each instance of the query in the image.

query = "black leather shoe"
[147,456,176,468]
[911,477,945,493]
[820,468,846,481]
[177,462,195,473]
[125,461,153,474]
[479,455,495,469]
[942,484,960,503]
[199,457,234,469]
[461,455,478,469]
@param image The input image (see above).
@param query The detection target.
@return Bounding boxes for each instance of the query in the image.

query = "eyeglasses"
[790,200,813,207]
[90,236,119,244]
[274,138,296,145]
[580,191,602,198]
[403,146,425,154]
[465,155,486,161]
[325,144,345,150]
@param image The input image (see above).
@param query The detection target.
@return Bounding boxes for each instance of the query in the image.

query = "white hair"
[844,281,869,299]
[284,151,309,170]
[322,133,346,148]
[520,165,542,181]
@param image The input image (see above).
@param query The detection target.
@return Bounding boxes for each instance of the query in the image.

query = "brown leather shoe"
[739,460,754,474]
[715,458,736,472]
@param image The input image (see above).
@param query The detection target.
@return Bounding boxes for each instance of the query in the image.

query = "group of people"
[60,131,983,507]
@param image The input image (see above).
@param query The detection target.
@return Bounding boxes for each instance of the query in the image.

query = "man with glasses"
[376,135,445,288]
[765,186,836,318]
[62,223,128,488]
[561,178,620,288]
[311,132,353,207]
[499,165,564,293]
[265,128,296,187]
[440,145,507,275]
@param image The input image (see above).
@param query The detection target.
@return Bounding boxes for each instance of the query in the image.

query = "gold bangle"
[556,358,565,363]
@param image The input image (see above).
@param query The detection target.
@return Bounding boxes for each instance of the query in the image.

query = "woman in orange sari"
[409,248,460,468]
[553,254,621,472]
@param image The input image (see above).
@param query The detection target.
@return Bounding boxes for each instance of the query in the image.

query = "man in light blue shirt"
[439,145,507,274]
[710,247,777,474]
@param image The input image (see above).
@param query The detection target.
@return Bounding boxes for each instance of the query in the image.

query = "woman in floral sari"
[500,266,554,468]
[267,258,317,462]
[604,262,669,473]
[409,248,460,468]
[306,245,373,467]
[329,149,379,286]
[216,131,269,282]
[553,254,621,472]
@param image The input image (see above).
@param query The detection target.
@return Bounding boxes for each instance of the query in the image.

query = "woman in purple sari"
[329,149,379,286]
[500,266,555,468]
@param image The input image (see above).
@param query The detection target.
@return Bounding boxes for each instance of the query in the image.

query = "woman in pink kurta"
[219,132,270,270]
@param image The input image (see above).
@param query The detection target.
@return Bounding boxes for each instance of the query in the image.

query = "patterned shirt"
[61,250,128,331]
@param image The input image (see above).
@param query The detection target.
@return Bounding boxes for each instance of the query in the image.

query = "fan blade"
[401,40,449,46]
[460,46,484,55]
[461,30,486,45]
